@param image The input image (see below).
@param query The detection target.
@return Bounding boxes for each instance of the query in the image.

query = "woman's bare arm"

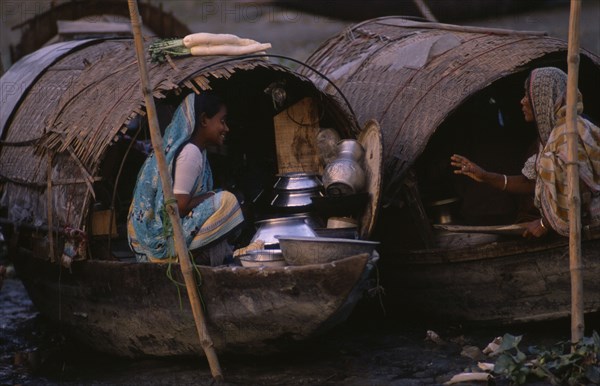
[451,154,535,194]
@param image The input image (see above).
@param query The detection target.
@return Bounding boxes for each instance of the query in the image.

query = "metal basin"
[240,249,286,268]
[251,217,316,247]
[276,235,379,266]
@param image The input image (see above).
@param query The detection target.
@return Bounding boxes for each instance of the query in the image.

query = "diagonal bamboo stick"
[126,0,223,380]
[566,0,584,345]
[412,0,438,22]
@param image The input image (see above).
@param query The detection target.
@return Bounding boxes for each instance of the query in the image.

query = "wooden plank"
[273,97,321,174]
[358,119,383,239]
[91,209,117,237]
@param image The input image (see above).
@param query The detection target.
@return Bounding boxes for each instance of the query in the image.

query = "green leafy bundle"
[148,38,190,63]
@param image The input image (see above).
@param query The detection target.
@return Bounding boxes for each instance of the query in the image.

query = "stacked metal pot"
[269,172,324,213]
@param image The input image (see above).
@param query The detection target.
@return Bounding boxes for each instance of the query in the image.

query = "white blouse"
[521,153,537,180]
[173,143,204,195]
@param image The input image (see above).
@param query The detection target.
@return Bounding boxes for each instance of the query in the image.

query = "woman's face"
[198,105,229,146]
[520,93,534,123]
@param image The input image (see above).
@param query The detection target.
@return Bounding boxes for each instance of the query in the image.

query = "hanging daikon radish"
[183,32,257,48]
[190,43,271,56]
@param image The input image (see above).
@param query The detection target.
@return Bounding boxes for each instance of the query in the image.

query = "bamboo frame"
[566,0,584,344]
[127,0,223,380]
[47,151,55,262]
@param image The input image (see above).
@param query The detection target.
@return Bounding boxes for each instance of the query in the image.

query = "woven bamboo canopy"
[0,38,355,231]
[304,17,600,201]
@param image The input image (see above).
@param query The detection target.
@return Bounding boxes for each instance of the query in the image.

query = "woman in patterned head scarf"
[451,67,600,237]
[128,92,244,264]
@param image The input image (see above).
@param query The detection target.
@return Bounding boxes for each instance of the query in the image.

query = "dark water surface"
[2,269,598,386]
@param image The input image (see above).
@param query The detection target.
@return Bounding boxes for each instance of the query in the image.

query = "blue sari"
[127,94,243,262]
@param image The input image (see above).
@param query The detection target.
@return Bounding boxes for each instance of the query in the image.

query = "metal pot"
[273,172,323,191]
[270,189,324,210]
[322,140,366,197]
[427,197,459,224]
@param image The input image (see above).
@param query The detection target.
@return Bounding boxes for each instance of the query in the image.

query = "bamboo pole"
[566,0,584,345]
[46,151,55,262]
[412,0,438,22]
[126,0,224,380]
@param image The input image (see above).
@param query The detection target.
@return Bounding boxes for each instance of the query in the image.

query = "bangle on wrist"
[539,218,547,230]
[502,174,508,191]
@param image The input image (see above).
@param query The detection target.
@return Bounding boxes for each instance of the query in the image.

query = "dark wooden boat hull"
[13,249,374,357]
[380,235,600,324]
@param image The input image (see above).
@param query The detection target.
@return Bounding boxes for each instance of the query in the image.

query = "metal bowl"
[240,249,286,267]
[273,172,323,191]
[276,235,379,266]
[251,216,317,246]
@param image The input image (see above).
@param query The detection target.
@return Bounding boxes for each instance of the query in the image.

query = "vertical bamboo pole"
[46,151,55,262]
[127,0,223,380]
[566,0,584,344]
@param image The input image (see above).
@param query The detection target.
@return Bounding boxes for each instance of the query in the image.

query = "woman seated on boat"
[128,92,244,265]
[451,67,600,238]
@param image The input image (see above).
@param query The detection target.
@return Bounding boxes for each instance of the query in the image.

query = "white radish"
[444,372,491,385]
[183,32,257,48]
[190,43,271,56]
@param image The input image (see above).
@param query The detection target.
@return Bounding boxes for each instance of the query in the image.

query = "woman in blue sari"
[128,92,244,265]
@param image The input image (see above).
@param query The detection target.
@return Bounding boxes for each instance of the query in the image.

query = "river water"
[1,1,599,385]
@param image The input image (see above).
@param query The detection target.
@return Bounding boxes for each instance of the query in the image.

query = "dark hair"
[194,91,225,119]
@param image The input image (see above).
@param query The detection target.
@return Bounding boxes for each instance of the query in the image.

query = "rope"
[187,53,357,119]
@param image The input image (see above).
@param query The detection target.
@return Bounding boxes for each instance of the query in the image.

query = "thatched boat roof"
[1,38,288,180]
[304,18,600,198]
[0,38,347,229]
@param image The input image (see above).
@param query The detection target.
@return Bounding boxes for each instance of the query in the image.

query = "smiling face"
[195,105,229,147]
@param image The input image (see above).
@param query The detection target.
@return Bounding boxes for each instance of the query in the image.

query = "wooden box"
[92,209,118,237]
[273,97,322,174]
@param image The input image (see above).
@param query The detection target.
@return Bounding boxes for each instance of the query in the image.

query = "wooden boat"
[274,0,566,22]
[14,248,373,357]
[7,0,191,64]
[0,38,382,356]
[304,17,600,324]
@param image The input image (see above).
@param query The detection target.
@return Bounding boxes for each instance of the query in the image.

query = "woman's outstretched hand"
[521,218,549,238]
[450,154,486,182]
